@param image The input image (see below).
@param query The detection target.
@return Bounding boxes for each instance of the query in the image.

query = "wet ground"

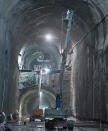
[6,122,72,131]
[6,122,108,131]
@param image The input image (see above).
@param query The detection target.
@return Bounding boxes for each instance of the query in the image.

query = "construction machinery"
[45,9,74,129]
[30,109,44,122]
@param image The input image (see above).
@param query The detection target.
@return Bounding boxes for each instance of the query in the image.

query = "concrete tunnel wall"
[0,0,108,121]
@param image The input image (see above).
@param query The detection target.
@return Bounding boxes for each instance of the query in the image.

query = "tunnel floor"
[6,122,108,131]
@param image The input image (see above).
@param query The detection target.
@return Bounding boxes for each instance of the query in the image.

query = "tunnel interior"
[0,0,108,122]
[19,88,56,118]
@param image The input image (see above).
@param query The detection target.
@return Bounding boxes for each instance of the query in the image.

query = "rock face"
[0,0,108,121]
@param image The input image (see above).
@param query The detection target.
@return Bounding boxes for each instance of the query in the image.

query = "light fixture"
[44,68,50,74]
[45,34,53,41]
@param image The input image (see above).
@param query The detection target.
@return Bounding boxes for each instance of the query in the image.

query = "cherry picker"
[45,10,74,129]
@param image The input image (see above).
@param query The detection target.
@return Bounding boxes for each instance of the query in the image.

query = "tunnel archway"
[19,88,56,119]
[18,42,59,119]
[18,42,60,71]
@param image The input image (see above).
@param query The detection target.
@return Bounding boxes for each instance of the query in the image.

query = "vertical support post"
[38,68,42,109]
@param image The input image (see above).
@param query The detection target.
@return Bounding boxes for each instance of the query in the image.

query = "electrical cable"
[59,0,108,52]
[72,13,108,50]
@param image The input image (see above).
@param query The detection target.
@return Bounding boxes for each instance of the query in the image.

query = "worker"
[0,112,6,131]
[0,112,12,131]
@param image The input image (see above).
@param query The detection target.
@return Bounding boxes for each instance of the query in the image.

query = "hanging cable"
[72,13,108,50]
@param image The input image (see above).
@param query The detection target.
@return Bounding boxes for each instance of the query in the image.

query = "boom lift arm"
[56,10,74,108]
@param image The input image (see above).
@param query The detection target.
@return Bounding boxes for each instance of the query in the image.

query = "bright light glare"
[18,55,22,69]
[40,92,42,95]
[45,34,53,41]
[18,55,21,65]
[44,68,50,74]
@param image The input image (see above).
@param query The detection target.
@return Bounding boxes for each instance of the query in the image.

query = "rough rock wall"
[0,0,19,114]
[70,0,108,121]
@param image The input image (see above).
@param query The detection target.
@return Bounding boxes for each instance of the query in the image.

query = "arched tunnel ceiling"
[18,42,60,70]
[19,88,56,117]
[2,0,107,59]
[13,0,107,72]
